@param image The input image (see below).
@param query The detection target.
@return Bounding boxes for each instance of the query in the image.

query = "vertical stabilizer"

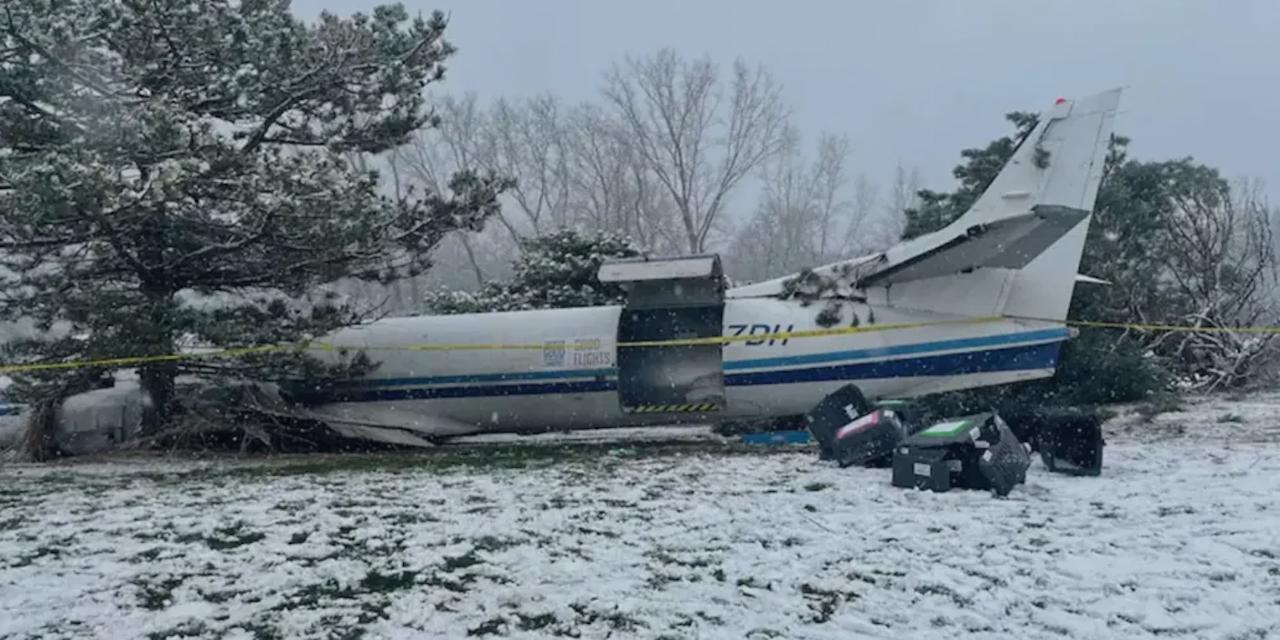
[942,88,1122,233]
[989,89,1122,324]
[725,89,1124,322]
[847,89,1123,321]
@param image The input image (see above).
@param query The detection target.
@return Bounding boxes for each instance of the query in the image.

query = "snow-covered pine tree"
[0,1,510,429]
[425,229,643,313]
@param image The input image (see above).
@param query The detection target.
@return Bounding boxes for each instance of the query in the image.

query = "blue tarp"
[742,431,811,445]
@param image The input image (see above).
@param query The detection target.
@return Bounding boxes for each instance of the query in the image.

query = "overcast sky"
[298,0,1280,196]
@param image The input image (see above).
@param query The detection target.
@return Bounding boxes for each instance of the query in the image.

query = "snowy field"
[2,395,1280,640]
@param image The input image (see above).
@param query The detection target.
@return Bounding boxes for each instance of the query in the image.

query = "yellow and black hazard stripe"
[624,403,722,414]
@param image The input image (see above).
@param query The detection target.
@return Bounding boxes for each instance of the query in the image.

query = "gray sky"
[299,0,1280,195]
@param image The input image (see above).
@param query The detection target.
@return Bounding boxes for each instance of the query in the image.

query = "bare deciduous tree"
[562,102,681,253]
[727,131,883,282]
[485,94,574,234]
[602,48,790,253]
[877,162,923,244]
[1153,173,1280,391]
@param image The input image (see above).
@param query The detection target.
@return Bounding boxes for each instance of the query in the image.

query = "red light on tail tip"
[1055,97,1067,104]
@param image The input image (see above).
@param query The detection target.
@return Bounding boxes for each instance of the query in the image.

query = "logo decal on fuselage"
[543,339,566,366]
[544,337,613,368]
[571,338,612,366]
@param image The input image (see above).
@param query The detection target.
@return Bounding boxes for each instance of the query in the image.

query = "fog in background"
[290,0,1280,311]
[6,0,1280,335]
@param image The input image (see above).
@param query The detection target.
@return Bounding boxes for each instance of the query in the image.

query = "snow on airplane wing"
[725,254,881,299]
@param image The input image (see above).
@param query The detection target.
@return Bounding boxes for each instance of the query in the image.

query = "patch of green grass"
[360,569,419,593]
[1137,393,1185,420]
[468,617,507,636]
[914,582,973,607]
[205,521,267,550]
[133,574,187,610]
[145,620,209,640]
[132,547,165,562]
[9,544,66,568]
[798,583,860,622]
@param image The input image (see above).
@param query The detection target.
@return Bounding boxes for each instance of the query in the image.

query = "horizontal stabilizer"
[855,205,1090,288]
[1075,274,1110,285]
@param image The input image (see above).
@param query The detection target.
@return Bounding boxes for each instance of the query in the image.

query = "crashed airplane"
[1,89,1123,453]
[293,89,1123,446]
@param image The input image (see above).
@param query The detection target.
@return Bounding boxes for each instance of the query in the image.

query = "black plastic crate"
[831,407,907,468]
[1040,418,1104,476]
[999,406,1105,476]
[892,446,960,492]
[976,414,1032,496]
[893,412,1030,495]
[805,384,872,461]
[907,414,1000,449]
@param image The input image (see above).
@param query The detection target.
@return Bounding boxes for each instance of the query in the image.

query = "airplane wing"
[319,422,440,447]
[254,399,480,447]
[725,254,880,299]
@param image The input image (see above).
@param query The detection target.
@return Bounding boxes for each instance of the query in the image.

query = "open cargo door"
[598,254,727,415]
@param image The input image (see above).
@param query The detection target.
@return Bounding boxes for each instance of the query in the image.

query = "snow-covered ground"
[2,395,1279,639]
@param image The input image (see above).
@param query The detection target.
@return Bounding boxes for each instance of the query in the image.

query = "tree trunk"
[390,281,405,315]
[409,275,423,312]
[139,360,177,435]
[137,295,178,436]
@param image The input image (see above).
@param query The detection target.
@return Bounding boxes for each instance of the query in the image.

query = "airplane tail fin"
[726,89,1123,325]
[865,89,1122,324]
[940,89,1121,234]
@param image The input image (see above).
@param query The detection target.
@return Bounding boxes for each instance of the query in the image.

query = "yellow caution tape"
[1056,319,1280,333]
[1,312,1276,376]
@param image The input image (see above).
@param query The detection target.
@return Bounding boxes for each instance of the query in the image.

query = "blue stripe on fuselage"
[290,329,1068,404]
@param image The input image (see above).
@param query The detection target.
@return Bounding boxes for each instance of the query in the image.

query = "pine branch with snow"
[425,229,643,314]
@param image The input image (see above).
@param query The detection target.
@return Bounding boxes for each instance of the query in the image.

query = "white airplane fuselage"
[293,88,1121,445]
[299,297,1068,438]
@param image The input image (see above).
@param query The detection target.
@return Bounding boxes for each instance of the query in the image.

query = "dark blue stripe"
[726,341,1059,386]
[291,341,1062,404]
[317,328,1070,390]
[728,327,1068,370]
